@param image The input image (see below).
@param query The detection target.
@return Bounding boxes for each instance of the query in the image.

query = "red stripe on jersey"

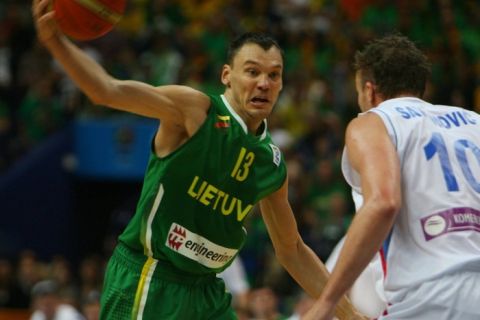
[379,248,390,316]
[379,248,387,277]
[215,122,230,128]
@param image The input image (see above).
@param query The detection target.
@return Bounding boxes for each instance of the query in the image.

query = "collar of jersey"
[378,96,426,108]
[359,97,426,116]
[220,94,267,141]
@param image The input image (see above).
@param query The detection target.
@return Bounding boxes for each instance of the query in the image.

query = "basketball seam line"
[74,0,122,24]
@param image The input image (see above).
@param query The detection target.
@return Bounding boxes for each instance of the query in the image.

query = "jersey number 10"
[424,132,480,193]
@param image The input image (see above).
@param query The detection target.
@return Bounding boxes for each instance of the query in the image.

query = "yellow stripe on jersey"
[132,257,157,320]
[217,115,230,121]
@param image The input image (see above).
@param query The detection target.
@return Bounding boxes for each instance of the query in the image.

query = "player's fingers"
[35,0,51,18]
[32,0,43,19]
[32,0,39,18]
[31,0,40,15]
[37,10,55,24]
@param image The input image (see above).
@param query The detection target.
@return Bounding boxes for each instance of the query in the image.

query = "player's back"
[369,97,480,299]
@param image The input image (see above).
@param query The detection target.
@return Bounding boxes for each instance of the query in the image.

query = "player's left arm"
[303,113,401,319]
[260,180,363,320]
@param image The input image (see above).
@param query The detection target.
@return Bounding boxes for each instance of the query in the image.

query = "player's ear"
[365,81,375,105]
[221,64,231,88]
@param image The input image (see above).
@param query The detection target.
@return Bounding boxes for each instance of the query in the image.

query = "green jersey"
[119,94,287,275]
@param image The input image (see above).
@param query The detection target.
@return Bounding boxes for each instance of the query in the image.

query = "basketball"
[53,0,126,41]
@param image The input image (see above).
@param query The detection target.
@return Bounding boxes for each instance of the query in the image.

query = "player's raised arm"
[31,0,210,126]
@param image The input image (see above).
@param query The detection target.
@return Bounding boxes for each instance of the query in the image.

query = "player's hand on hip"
[32,0,60,44]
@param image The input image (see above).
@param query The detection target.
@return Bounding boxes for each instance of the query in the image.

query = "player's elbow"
[87,78,119,107]
[372,192,401,219]
[88,93,106,106]
[274,238,302,266]
[382,199,401,219]
[275,249,291,266]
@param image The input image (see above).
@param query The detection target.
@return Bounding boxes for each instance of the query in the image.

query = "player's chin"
[248,107,272,119]
[248,102,273,114]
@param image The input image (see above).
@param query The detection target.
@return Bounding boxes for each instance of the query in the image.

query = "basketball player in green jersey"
[33,0,365,319]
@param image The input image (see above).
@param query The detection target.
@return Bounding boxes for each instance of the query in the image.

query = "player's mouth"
[250,96,270,106]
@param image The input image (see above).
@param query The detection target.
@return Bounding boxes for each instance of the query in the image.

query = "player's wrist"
[41,32,66,52]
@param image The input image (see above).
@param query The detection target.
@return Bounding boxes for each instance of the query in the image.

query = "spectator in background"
[30,280,84,320]
[16,250,41,309]
[140,32,183,86]
[49,256,80,310]
[77,256,103,304]
[0,256,29,308]
[286,292,315,320]
[80,290,101,320]
[321,192,350,245]
[17,77,64,150]
[248,286,285,320]
[218,256,251,320]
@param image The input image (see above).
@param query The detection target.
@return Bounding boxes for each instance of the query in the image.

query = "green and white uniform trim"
[118,94,287,276]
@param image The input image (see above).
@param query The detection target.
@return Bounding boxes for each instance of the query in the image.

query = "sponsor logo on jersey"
[165,223,238,268]
[187,176,253,221]
[269,143,281,166]
[215,115,230,129]
[421,207,480,241]
[167,224,186,250]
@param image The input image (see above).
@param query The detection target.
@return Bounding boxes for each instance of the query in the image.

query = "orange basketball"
[53,0,126,41]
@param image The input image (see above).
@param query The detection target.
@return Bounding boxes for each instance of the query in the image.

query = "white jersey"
[342,97,480,303]
[326,236,387,318]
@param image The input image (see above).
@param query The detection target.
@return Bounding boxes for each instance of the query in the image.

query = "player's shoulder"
[347,111,384,132]
[344,112,392,150]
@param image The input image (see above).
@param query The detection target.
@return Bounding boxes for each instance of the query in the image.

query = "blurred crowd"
[0,0,479,319]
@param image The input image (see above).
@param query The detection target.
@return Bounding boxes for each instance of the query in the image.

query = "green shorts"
[100,243,237,320]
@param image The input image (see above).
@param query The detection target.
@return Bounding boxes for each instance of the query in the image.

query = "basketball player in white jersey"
[303,34,480,320]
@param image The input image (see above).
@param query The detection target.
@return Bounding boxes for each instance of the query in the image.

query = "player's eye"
[269,72,281,80]
[246,68,259,76]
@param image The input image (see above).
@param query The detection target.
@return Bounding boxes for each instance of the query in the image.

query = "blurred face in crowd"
[34,294,58,319]
[222,43,283,128]
[83,301,100,320]
[248,287,279,317]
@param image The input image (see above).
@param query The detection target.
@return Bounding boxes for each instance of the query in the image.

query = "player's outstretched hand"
[32,0,60,45]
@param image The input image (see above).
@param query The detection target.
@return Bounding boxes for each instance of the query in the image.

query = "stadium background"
[0,0,479,318]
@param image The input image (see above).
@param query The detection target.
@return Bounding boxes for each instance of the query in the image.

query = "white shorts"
[382,271,480,320]
[326,237,387,318]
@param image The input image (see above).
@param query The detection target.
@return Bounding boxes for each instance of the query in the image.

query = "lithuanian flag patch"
[215,115,230,128]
